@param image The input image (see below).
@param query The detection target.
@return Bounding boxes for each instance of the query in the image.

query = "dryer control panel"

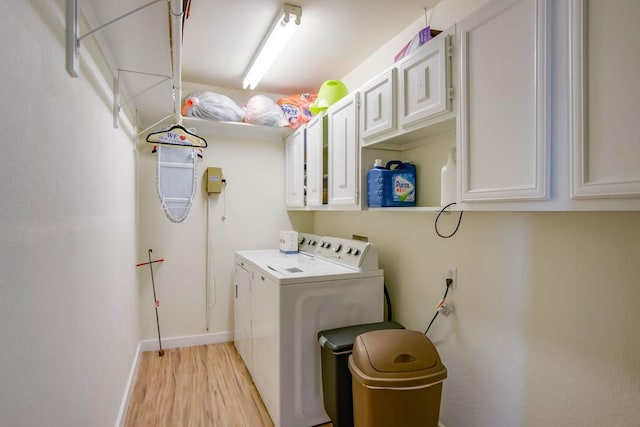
[314,236,379,271]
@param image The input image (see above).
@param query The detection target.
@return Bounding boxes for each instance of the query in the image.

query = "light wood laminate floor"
[124,342,333,427]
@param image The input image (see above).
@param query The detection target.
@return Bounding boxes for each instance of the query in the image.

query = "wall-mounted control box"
[206,167,223,193]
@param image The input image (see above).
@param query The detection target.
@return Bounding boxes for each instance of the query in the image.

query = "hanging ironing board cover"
[156,145,197,223]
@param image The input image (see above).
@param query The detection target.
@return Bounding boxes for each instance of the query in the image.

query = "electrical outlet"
[446,267,457,289]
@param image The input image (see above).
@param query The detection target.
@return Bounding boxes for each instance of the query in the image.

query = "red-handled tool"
[135,258,164,267]
[136,249,165,357]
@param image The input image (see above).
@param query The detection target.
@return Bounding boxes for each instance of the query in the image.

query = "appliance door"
[234,262,252,372]
[280,275,384,427]
[251,271,281,426]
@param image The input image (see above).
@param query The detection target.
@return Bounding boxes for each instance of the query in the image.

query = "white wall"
[136,85,312,339]
[341,0,488,92]
[314,211,640,427]
[317,1,640,426]
[0,1,140,427]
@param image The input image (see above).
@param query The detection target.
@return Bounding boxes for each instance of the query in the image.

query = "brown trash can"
[348,329,447,427]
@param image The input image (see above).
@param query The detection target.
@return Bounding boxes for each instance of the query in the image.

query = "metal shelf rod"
[66,0,167,77]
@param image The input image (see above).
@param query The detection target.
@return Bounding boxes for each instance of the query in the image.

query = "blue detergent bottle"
[367,159,387,207]
[386,161,417,207]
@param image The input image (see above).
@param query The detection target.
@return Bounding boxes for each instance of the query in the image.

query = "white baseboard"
[115,341,142,427]
[139,330,234,352]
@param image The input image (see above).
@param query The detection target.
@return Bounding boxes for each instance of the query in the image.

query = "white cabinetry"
[361,68,396,141]
[285,127,305,208]
[569,0,640,200]
[305,113,328,207]
[399,34,453,130]
[328,92,361,207]
[458,0,550,202]
[289,0,639,212]
[360,29,455,150]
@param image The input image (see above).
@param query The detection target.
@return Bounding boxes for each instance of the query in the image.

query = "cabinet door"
[233,263,252,372]
[398,34,451,128]
[306,114,327,207]
[285,127,305,207]
[570,0,640,199]
[328,92,360,206]
[361,68,396,140]
[458,0,550,202]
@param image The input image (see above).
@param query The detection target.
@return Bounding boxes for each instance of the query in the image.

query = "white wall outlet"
[446,267,457,289]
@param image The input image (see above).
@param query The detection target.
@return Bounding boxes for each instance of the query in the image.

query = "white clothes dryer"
[234,233,384,427]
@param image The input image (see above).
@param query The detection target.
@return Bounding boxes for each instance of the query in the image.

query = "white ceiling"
[181,0,442,95]
[83,0,442,127]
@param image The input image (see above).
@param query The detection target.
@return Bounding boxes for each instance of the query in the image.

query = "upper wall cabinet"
[458,0,550,202]
[569,0,640,200]
[306,113,328,207]
[360,29,455,150]
[285,127,305,208]
[360,68,397,141]
[328,92,360,207]
[398,34,452,129]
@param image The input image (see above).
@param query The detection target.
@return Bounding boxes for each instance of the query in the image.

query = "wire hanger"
[146,124,208,148]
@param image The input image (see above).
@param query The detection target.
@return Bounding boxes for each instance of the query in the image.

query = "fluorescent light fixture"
[242,3,302,90]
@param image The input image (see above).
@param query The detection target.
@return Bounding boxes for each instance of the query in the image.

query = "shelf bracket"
[113,69,172,129]
[66,0,167,77]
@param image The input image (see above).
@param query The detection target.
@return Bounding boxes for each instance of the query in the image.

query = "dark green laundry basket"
[318,321,404,427]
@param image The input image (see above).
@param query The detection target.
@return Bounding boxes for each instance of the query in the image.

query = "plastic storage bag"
[181,91,244,122]
[277,93,317,129]
[243,95,288,127]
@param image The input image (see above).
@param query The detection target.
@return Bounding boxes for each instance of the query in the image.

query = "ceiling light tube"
[242,3,302,90]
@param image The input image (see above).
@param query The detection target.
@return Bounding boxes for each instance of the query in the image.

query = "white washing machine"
[234,233,384,427]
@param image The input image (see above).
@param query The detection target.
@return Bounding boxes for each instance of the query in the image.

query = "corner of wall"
[114,342,143,427]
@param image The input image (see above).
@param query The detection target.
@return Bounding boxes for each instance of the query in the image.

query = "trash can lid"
[318,321,404,352]
[349,329,447,388]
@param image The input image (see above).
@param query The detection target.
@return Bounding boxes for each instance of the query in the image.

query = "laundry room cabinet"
[360,28,455,150]
[360,68,397,141]
[327,91,361,207]
[457,0,551,203]
[284,0,640,212]
[285,127,305,208]
[305,113,328,207]
[453,0,640,210]
[358,28,457,210]
[284,113,329,209]
[398,32,453,130]
[569,0,640,200]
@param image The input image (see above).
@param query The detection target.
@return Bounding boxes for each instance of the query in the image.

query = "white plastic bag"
[243,95,288,127]
[182,91,244,122]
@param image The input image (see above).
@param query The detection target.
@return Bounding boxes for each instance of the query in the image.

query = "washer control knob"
[333,243,342,253]
[352,248,360,256]
[299,237,306,244]
[310,240,316,246]
[325,242,331,249]
[345,247,353,254]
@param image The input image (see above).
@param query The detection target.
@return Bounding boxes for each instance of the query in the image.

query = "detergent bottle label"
[393,174,415,202]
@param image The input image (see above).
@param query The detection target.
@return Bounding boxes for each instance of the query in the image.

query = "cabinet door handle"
[235,284,237,298]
